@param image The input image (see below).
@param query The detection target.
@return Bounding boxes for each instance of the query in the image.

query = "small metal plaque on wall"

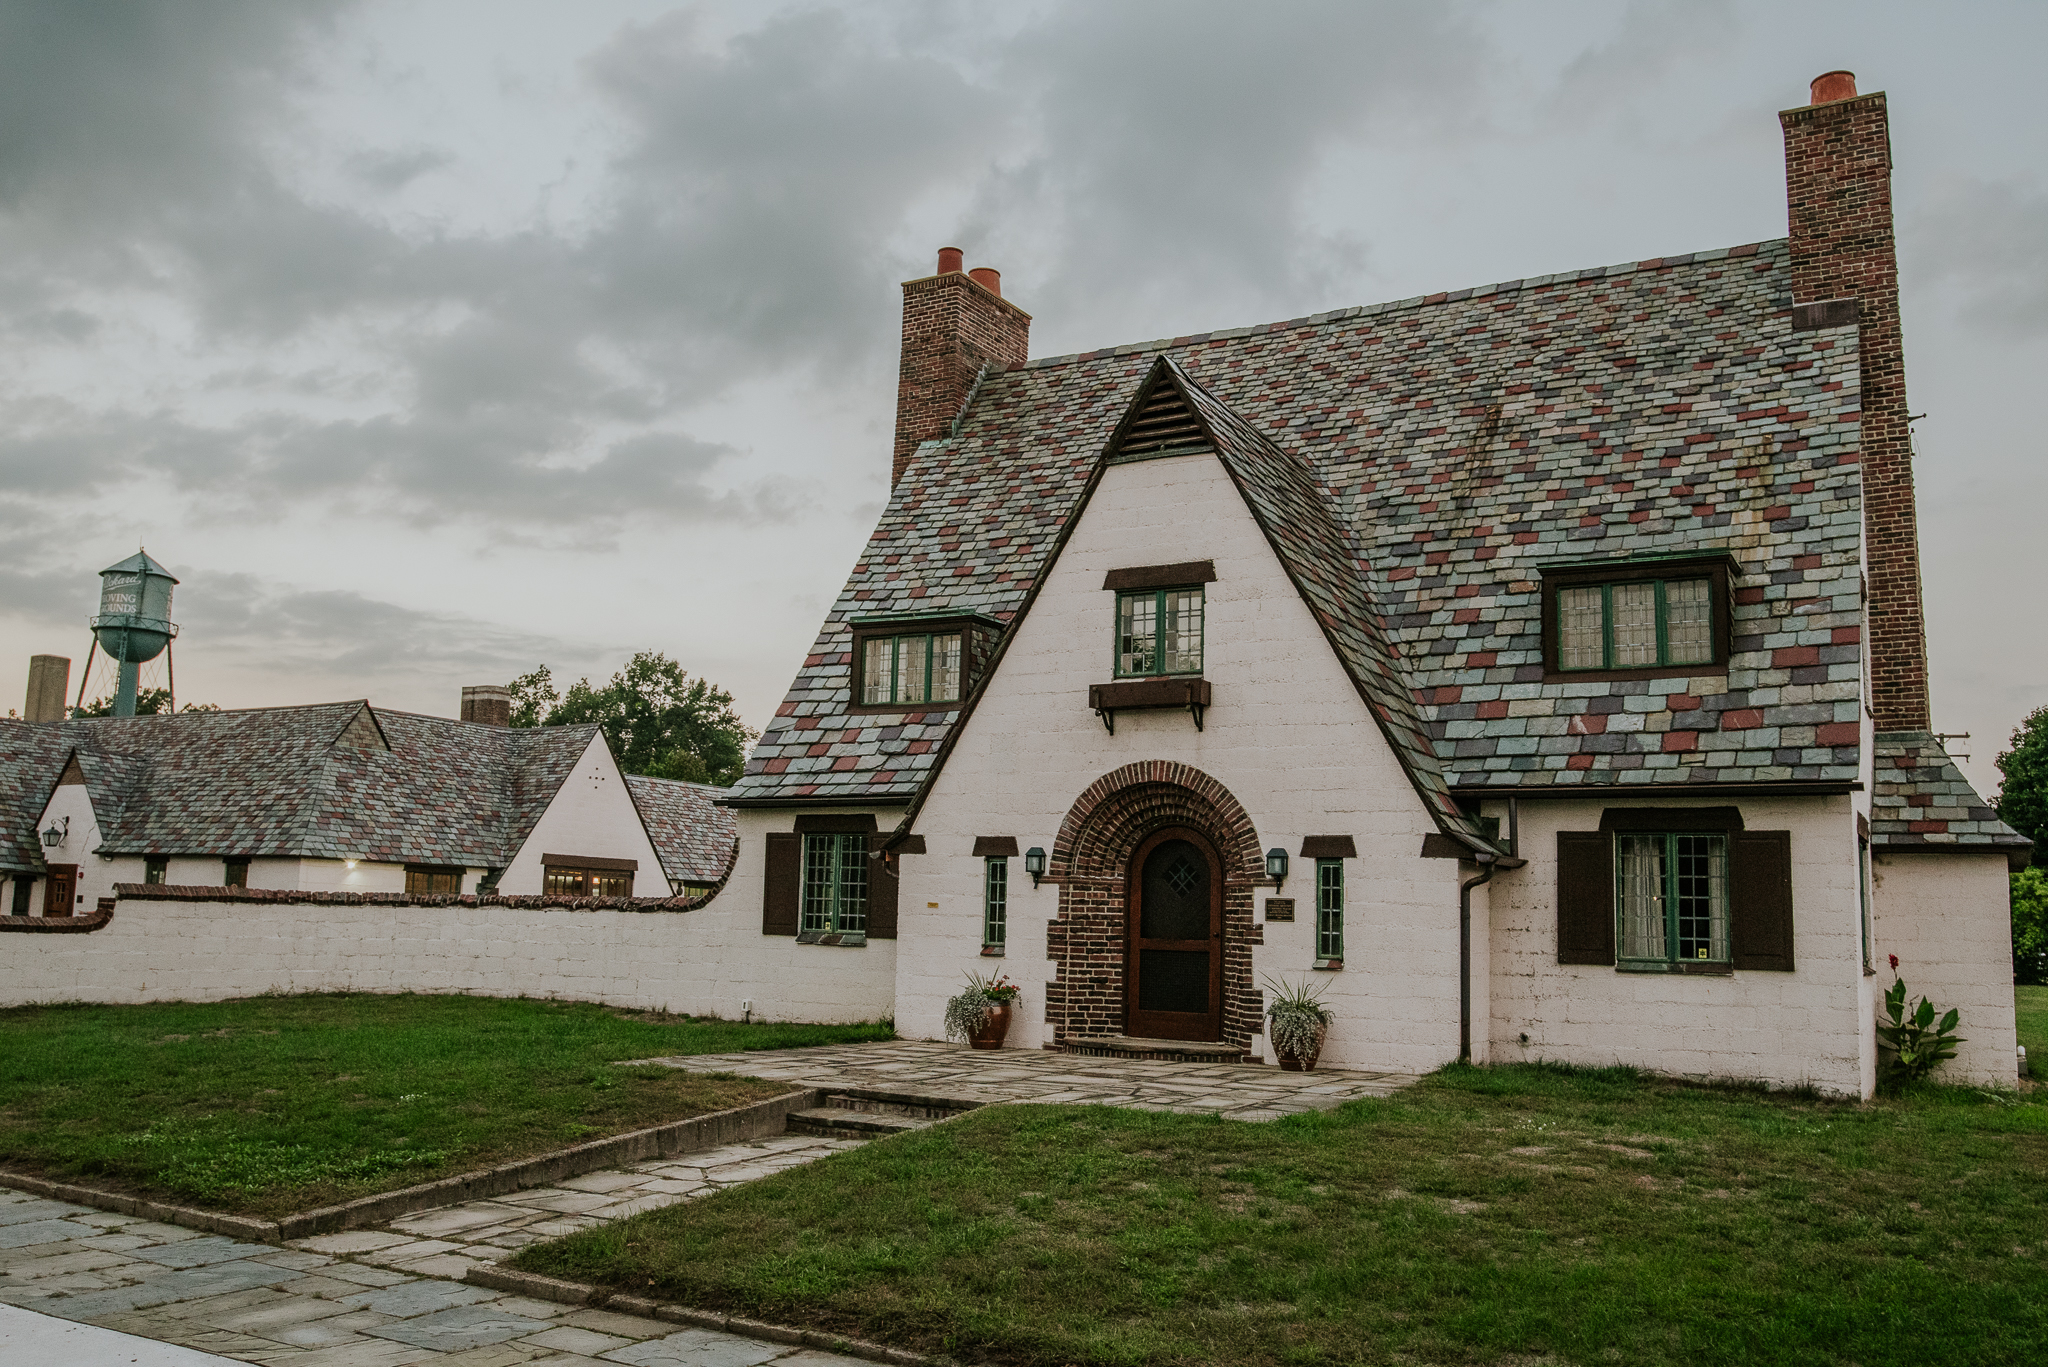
[1264,897,1295,922]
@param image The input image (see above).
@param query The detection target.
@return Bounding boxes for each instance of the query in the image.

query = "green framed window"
[1316,858,1344,962]
[861,632,963,705]
[983,857,1007,949]
[1115,586,1203,677]
[801,833,868,936]
[1616,832,1728,965]
[1558,577,1712,671]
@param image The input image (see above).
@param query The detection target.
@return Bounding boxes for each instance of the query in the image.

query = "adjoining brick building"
[720,72,2026,1095]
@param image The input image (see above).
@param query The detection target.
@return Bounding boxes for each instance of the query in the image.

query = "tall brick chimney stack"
[1781,71,1930,733]
[893,248,1030,486]
[461,685,511,727]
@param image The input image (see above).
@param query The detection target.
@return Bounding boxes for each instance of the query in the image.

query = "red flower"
[1888,953,1899,972]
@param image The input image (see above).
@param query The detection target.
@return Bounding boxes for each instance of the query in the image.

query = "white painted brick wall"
[1872,852,2020,1087]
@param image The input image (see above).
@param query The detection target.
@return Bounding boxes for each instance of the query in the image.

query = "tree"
[1995,706,2048,984]
[506,652,754,786]
[73,689,218,717]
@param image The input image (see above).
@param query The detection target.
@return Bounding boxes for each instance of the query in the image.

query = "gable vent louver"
[1109,375,1211,462]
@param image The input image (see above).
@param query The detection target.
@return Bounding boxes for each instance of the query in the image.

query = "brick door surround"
[1043,761,1265,1057]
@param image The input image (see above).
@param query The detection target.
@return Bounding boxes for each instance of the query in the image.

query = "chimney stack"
[1781,71,1929,734]
[461,684,511,727]
[24,655,69,723]
[893,248,1031,486]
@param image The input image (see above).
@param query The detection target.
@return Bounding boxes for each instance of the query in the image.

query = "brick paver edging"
[469,1264,948,1367]
[0,1086,821,1243]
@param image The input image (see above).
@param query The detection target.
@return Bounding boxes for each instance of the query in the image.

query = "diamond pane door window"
[1557,578,1715,671]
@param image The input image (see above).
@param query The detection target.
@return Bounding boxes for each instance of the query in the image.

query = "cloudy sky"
[1,0,2041,792]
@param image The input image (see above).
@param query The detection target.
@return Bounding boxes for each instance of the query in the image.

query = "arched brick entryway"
[1044,761,1265,1056]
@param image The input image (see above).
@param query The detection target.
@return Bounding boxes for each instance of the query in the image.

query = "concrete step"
[785,1106,932,1137]
[1061,1035,1247,1064]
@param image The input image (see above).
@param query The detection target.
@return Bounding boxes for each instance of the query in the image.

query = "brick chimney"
[893,248,1030,486]
[1781,71,1929,734]
[24,655,69,723]
[461,685,511,727]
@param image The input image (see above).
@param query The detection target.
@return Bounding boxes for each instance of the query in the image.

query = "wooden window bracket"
[1088,678,1211,734]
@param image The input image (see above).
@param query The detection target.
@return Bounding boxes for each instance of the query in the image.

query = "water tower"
[89,551,179,717]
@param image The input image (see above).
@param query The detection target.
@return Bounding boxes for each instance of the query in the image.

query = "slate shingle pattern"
[624,774,739,886]
[733,239,2009,851]
[1869,732,2029,858]
[0,706,596,872]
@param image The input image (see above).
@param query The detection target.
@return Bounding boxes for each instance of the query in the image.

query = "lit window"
[406,865,463,895]
[544,866,634,897]
[223,859,249,888]
[144,856,168,885]
[984,857,1007,949]
[801,833,868,936]
[1617,833,1728,964]
[861,632,963,705]
[1316,859,1344,962]
[1116,587,1204,676]
[1558,577,1713,671]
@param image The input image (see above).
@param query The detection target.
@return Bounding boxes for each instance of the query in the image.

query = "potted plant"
[1263,974,1333,1071]
[944,970,1022,1050]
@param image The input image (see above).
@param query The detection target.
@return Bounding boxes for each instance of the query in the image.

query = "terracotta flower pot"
[1274,1023,1326,1071]
[969,1000,1013,1050]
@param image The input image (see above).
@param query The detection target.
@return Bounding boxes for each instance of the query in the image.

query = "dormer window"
[1540,555,1734,681]
[862,632,962,705]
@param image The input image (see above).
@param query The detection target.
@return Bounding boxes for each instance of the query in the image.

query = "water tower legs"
[114,660,139,717]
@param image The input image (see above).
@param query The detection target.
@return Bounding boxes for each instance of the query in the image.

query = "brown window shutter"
[1730,830,1795,971]
[762,833,801,936]
[866,839,899,940]
[1555,832,1615,964]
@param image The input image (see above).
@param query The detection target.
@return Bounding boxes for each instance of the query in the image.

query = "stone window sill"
[1313,958,1343,971]
[796,931,866,947]
[980,944,1005,956]
[1617,959,1732,976]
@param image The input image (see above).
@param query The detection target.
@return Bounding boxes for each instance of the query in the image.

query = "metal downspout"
[1459,859,1498,1065]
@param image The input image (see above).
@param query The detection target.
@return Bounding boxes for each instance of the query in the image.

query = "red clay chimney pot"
[936,246,964,276]
[1809,70,1857,105]
[968,266,1001,298]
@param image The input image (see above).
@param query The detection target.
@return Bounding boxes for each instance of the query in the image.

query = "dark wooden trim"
[762,832,800,936]
[1300,835,1357,859]
[1419,834,1469,859]
[1102,560,1217,592]
[1088,678,1211,710]
[718,796,910,810]
[793,814,880,834]
[1730,830,1795,971]
[846,611,1006,631]
[972,836,1020,858]
[1555,831,1616,965]
[1538,556,1734,682]
[542,854,638,872]
[1598,807,1745,833]
[889,834,927,855]
[845,616,985,715]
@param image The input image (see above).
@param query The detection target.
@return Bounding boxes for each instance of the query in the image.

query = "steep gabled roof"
[625,774,740,886]
[1869,732,2030,863]
[734,239,1872,817]
[0,722,73,872]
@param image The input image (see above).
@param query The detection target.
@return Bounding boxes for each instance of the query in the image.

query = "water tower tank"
[91,551,178,716]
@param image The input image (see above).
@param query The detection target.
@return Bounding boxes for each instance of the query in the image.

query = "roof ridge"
[1022,239,1784,373]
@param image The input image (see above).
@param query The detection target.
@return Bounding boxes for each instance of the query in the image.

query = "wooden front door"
[1126,827,1224,1041]
[43,864,77,917]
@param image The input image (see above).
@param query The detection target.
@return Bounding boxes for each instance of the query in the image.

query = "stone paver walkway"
[288,1133,867,1282]
[629,1039,1419,1121]
[0,1186,867,1366]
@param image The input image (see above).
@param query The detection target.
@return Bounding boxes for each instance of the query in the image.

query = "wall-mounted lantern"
[1265,847,1289,889]
[40,817,68,848]
[1023,846,1047,888]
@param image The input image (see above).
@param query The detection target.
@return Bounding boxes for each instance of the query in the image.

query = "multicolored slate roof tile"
[0,705,739,881]
[1870,731,2028,859]
[732,238,2012,853]
[625,774,739,886]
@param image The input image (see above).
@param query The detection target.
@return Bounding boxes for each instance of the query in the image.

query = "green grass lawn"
[0,994,890,1219]
[2019,985,2047,1081]
[516,1063,2048,1367]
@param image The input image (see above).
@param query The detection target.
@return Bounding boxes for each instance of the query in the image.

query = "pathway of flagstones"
[626,1038,1420,1121]
[0,1042,1418,1362]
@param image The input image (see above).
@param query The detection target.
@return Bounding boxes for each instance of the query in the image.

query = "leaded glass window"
[1316,858,1344,962]
[1558,577,1715,671]
[983,857,1007,949]
[1617,832,1728,965]
[802,833,868,935]
[1116,586,1204,676]
[861,632,963,705]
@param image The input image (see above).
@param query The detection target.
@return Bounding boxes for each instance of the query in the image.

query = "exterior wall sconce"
[1265,847,1289,888]
[1024,846,1047,887]
[40,817,68,848]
